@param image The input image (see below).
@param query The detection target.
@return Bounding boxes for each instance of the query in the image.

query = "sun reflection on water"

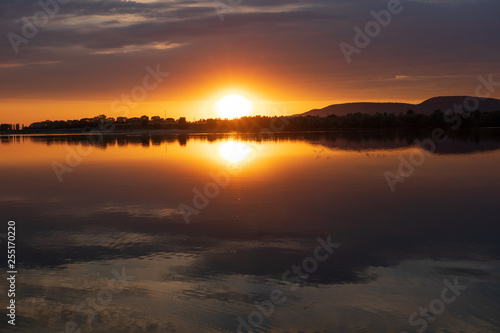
[218,141,252,163]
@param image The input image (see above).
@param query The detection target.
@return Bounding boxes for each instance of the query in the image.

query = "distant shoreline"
[2,127,500,137]
[0,128,202,136]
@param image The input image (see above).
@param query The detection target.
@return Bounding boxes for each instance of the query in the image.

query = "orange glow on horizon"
[0,98,339,125]
[0,91,432,126]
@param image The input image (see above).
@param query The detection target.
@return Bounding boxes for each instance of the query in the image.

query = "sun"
[215,94,253,119]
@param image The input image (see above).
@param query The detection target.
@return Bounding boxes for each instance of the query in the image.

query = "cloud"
[0,60,62,68]
[89,42,187,54]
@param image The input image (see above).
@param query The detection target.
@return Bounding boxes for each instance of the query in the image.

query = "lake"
[1,130,499,332]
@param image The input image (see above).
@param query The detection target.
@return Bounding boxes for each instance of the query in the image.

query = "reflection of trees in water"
[310,130,500,155]
[2,130,500,154]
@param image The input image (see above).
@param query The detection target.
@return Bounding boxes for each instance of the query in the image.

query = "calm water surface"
[0,131,499,332]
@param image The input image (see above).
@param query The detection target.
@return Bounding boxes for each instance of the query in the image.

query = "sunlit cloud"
[52,13,153,28]
[90,42,187,54]
[0,61,62,68]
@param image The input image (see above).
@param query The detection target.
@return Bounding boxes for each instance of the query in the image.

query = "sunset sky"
[1,0,499,125]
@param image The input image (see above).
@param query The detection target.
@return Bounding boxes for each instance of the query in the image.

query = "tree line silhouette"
[3,109,500,133]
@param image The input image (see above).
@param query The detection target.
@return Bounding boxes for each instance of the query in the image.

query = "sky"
[1,0,499,124]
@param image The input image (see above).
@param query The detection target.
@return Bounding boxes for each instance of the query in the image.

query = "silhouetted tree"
[178,117,187,129]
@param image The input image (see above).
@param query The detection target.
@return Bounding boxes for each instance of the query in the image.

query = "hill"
[297,96,500,117]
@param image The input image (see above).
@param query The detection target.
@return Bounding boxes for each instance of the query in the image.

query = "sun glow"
[215,94,253,119]
[218,141,252,163]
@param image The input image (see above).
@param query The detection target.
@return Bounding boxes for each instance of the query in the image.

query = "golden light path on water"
[217,141,252,164]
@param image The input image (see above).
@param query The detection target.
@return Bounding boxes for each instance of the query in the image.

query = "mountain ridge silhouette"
[297,96,500,117]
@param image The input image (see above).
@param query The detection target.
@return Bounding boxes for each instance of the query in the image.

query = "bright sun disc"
[215,94,253,119]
